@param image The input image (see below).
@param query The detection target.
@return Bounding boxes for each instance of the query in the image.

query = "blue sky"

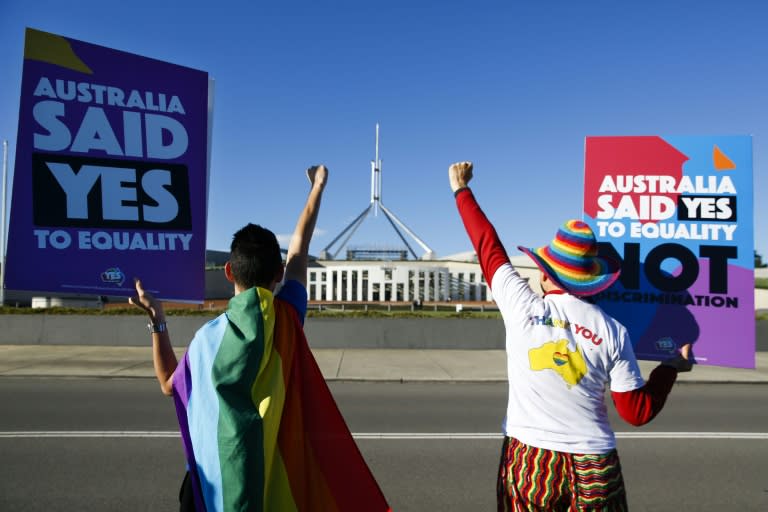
[1,0,766,262]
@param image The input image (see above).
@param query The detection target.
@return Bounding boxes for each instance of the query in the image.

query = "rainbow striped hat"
[518,220,620,296]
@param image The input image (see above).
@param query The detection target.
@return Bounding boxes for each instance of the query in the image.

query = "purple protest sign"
[6,28,211,301]
[583,136,754,369]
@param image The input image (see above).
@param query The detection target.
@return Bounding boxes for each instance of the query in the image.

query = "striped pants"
[497,436,628,512]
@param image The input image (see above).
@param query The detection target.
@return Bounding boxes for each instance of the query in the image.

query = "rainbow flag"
[172,287,391,511]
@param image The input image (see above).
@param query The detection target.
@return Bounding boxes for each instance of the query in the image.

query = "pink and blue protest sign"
[6,28,212,301]
[583,136,754,368]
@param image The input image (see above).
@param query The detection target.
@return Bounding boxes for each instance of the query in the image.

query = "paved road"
[1,379,767,511]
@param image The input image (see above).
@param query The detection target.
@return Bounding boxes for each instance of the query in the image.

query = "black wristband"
[147,321,167,334]
[454,187,470,197]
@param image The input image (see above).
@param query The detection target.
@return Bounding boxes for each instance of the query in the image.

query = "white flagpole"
[1,140,8,306]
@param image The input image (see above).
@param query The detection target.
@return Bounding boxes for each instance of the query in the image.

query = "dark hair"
[229,224,283,289]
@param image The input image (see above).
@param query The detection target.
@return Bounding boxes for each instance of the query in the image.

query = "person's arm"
[283,165,328,288]
[449,161,510,287]
[612,344,693,426]
[129,279,177,396]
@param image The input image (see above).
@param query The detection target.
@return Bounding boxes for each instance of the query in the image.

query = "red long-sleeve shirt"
[455,187,677,427]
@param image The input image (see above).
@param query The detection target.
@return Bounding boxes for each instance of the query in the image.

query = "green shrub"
[0,305,501,319]
[0,306,223,316]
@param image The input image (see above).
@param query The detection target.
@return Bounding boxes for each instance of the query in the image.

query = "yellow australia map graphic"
[529,339,587,386]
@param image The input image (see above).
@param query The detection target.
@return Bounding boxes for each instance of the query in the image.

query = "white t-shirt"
[492,263,645,454]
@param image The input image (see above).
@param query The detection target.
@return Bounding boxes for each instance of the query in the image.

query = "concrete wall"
[0,314,505,349]
[304,318,505,349]
[0,314,213,347]
[0,314,764,351]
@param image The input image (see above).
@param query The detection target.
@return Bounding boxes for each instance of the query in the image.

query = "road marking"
[0,431,179,438]
[1,431,768,440]
[356,433,501,440]
[353,432,768,440]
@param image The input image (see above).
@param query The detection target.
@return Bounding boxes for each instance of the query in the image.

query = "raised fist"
[307,165,328,189]
[449,161,474,192]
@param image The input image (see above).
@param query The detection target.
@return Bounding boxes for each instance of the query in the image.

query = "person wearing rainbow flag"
[448,161,693,511]
[130,165,390,512]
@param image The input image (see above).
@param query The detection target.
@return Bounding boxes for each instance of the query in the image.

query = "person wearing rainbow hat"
[448,161,693,511]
